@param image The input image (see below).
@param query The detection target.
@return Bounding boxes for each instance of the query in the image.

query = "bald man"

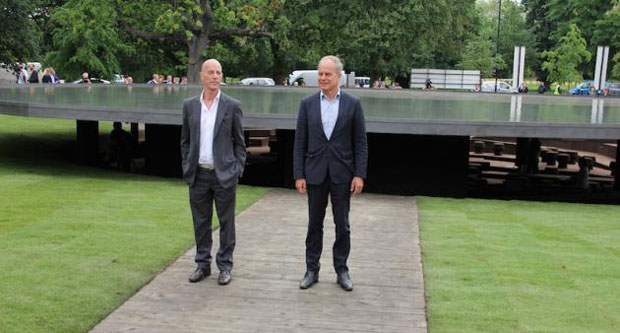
[181,59,246,285]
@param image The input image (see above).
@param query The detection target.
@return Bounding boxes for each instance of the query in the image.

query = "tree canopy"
[0,0,41,70]
[3,0,619,84]
[542,24,591,84]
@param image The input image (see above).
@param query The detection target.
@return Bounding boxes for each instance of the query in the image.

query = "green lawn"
[0,115,268,332]
[418,197,620,332]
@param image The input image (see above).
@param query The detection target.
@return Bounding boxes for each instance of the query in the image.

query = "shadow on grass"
[0,132,176,184]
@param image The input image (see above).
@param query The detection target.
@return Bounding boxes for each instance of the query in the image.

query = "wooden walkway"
[91,189,427,332]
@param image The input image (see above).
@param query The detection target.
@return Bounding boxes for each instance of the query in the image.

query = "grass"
[0,115,269,332]
[417,197,620,332]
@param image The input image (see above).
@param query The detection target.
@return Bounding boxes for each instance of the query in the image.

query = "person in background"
[27,64,39,83]
[147,74,158,84]
[166,74,174,84]
[49,68,60,83]
[181,76,188,85]
[16,64,29,84]
[41,68,56,84]
[81,72,91,84]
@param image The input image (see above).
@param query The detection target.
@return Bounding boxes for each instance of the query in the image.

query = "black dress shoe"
[189,266,211,283]
[337,271,353,291]
[299,271,319,289]
[218,271,232,285]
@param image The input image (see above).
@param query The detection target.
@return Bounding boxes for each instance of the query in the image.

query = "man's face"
[200,60,222,92]
[318,60,340,93]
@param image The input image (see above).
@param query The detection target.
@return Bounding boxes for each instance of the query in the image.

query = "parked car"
[609,82,620,96]
[481,81,513,93]
[71,78,111,84]
[569,80,611,95]
[239,77,275,86]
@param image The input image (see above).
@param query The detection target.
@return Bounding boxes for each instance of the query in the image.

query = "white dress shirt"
[199,90,220,167]
[320,89,340,140]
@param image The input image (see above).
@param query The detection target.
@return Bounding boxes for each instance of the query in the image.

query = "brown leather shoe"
[188,266,211,283]
[218,271,232,285]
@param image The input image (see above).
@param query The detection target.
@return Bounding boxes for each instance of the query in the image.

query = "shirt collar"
[200,89,221,109]
[320,89,340,101]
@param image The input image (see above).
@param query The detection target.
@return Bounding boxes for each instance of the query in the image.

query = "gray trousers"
[189,168,236,272]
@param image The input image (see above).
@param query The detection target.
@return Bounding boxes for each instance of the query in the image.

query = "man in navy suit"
[293,55,368,291]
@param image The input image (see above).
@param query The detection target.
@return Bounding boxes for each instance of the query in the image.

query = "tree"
[524,0,615,81]
[117,0,284,83]
[611,52,620,80]
[477,0,536,78]
[274,0,478,84]
[542,24,591,84]
[46,0,132,80]
[0,0,41,69]
[593,1,620,81]
[457,36,505,77]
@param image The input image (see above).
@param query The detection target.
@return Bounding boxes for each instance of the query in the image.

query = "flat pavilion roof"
[1,85,620,139]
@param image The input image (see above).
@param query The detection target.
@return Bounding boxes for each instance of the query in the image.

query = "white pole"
[518,47,525,90]
[594,46,604,90]
[600,46,609,90]
[512,46,520,90]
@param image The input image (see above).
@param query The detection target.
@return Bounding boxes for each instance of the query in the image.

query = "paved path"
[91,189,427,332]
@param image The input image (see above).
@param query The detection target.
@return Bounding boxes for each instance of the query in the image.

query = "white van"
[289,70,346,87]
[354,77,370,88]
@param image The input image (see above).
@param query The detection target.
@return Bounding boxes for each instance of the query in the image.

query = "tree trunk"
[187,38,202,84]
[270,39,287,85]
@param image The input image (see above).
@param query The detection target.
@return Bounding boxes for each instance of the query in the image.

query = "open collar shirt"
[199,89,220,166]
[320,89,340,140]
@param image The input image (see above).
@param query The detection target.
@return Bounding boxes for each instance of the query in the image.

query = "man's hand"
[295,178,307,194]
[350,177,364,195]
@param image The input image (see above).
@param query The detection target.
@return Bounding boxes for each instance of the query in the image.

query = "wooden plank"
[91,189,427,332]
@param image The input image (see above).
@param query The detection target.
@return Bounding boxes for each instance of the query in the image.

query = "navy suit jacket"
[180,92,246,188]
[293,90,368,185]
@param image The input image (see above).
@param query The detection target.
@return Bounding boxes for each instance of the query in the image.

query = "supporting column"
[76,120,99,166]
[515,138,540,174]
[130,123,139,144]
[275,129,295,189]
[144,124,182,177]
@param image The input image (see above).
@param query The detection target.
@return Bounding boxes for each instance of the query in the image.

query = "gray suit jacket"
[180,92,246,188]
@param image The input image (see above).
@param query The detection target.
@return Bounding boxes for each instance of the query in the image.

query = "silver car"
[239,77,275,86]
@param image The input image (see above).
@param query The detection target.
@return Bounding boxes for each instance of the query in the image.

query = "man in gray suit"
[294,55,368,291]
[181,59,246,285]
